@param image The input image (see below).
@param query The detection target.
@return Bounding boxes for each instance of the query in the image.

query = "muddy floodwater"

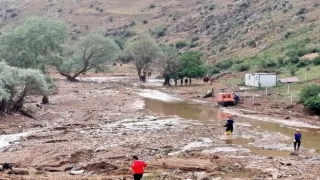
[144,98,320,156]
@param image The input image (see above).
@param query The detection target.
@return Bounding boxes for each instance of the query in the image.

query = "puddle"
[143,98,320,156]
[0,132,32,150]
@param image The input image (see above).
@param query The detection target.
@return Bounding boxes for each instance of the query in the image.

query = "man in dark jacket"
[225,116,235,133]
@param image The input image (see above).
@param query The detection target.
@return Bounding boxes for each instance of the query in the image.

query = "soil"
[0,74,320,180]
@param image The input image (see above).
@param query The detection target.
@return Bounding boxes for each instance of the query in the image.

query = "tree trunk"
[60,72,80,82]
[189,78,192,85]
[163,76,171,87]
[180,79,183,86]
[174,78,178,86]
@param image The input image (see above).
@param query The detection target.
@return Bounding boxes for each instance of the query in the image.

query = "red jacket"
[131,160,147,174]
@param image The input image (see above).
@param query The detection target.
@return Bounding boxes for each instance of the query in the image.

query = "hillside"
[0,0,319,64]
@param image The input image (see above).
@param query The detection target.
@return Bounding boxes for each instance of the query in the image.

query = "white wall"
[245,74,277,87]
[259,74,277,87]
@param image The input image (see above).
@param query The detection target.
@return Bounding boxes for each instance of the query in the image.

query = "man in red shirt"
[131,156,147,180]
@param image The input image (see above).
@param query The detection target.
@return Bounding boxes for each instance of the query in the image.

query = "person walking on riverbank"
[225,116,234,135]
[131,156,147,180]
[293,129,302,151]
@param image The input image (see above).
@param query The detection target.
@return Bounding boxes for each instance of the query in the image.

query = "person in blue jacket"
[293,129,302,151]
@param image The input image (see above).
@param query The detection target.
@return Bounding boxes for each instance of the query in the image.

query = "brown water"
[144,98,320,156]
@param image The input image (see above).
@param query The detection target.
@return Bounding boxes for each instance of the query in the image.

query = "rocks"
[7,168,29,175]
[194,172,210,180]
[70,169,84,175]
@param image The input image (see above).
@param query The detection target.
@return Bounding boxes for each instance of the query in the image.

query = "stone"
[70,169,85,175]
[7,168,29,175]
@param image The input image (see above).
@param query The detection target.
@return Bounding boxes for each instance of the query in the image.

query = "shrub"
[149,4,156,8]
[207,66,220,75]
[299,84,320,113]
[188,42,198,48]
[289,66,298,76]
[232,63,250,72]
[152,27,167,38]
[191,36,200,42]
[215,60,234,70]
[313,56,320,65]
[175,41,187,49]
[296,8,307,15]
[123,30,136,38]
[247,40,256,48]
[142,20,148,24]
[208,4,216,10]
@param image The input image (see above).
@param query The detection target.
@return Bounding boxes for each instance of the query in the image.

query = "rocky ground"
[0,75,320,180]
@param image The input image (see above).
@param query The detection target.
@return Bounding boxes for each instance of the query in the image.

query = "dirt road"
[0,76,319,180]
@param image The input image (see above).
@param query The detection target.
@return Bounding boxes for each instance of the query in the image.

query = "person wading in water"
[225,116,234,135]
[293,129,302,151]
[130,156,147,180]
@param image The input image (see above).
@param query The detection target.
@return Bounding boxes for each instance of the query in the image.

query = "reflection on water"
[144,98,320,155]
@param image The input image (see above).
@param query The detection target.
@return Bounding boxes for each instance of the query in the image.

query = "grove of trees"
[0,17,206,114]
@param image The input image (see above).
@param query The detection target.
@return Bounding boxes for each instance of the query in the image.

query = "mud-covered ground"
[0,75,320,180]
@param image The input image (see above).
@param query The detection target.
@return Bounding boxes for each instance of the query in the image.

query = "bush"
[215,59,234,70]
[123,30,136,38]
[289,67,298,76]
[296,8,307,15]
[142,20,148,24]
[208,4,216,10]
[232,63,250,72]
[149,4,156,8]
[299,84,320,113]
[175,41,187,49]
[191,36,200,42]
[313,56,320,65]
[0,62,48,112]
[152,27,167,38]
[206,66,220,75]
[188,42,198,48]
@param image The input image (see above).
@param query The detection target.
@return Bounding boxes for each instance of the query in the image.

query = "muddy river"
[143,98,320,156]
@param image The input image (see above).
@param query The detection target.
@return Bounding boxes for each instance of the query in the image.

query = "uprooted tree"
[0,62,48,113]
[58,33,120,81]
[0,17,67,103]
[124,34,160,82]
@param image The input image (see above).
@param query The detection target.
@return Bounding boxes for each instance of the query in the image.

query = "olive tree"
[0,17,67,104]
[0,62,48,112]
[158,45,180,86]
[124,34,160,82]
[0,17,67,70]
[59,33,120,81]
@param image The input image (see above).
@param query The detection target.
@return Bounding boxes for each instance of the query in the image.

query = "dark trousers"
[294,140,301,151]
[133,174,143,180]
[226,126,233,133]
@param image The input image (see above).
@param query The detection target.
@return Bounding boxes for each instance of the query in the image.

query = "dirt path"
[0,76,319,180]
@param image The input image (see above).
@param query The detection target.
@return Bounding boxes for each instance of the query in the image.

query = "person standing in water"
[225,116,234,134]
[131,156,147,180]
[293,129,302,151]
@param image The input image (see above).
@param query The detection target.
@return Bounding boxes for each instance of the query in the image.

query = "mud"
[0,76,319,179]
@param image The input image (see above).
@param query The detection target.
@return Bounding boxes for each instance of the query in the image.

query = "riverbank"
[0,76,319,179]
